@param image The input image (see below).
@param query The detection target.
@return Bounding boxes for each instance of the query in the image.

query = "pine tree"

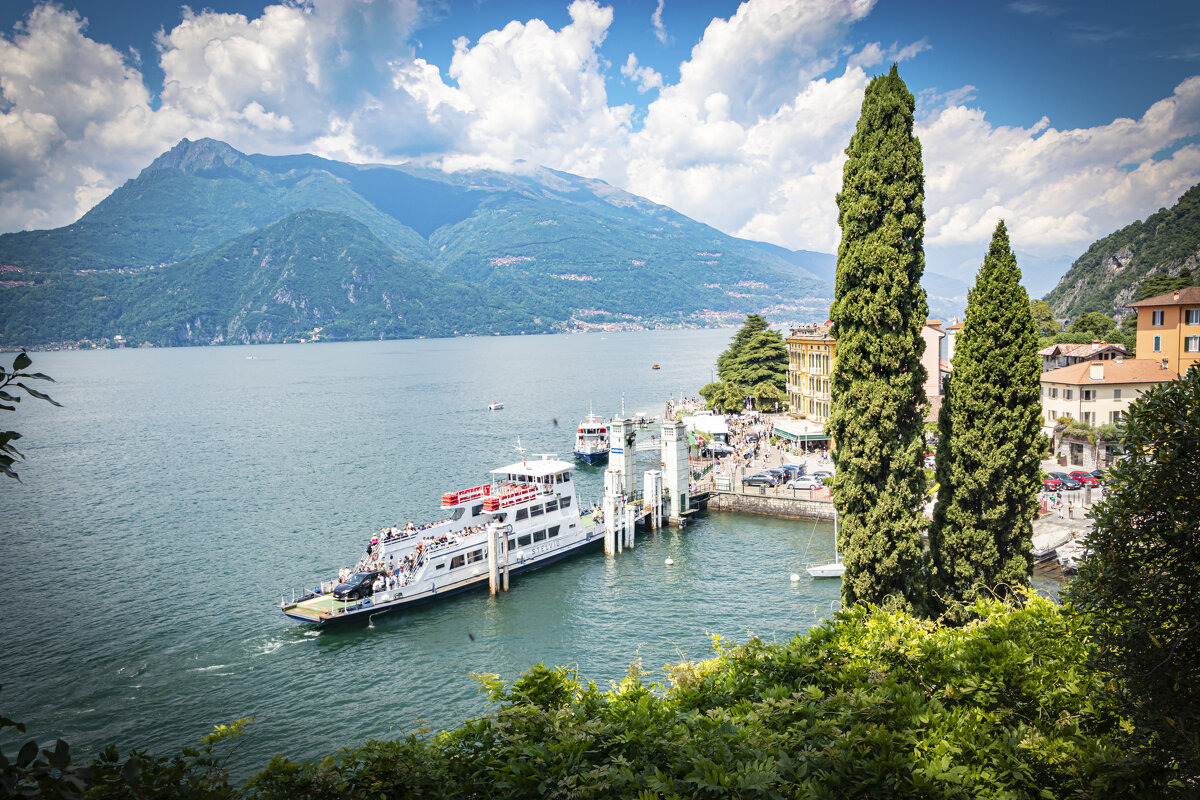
[826,65,929,612]
[716,314,770,381]
[928,221,1043,618]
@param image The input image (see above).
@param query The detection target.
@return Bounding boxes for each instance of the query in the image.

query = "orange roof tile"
[1040,359,1178,385]
[1127,285,1200,307]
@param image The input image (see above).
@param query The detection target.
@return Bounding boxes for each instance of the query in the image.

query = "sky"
[1,0,1199,296]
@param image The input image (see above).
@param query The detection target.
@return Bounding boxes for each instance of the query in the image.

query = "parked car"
[1068,470,1099,487]
[701,442,735,457]
[777,464,805,480]
[923,454,936,469]
[741,472,778,487]
[333,570,385,600]
[1042,476,1063,490]
[810,470,833,482]
[1048,472,1083,490]
[1090,469,1108,483]
[786,475,824,490]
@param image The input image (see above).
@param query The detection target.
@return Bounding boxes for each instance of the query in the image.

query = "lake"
[0,330,843,775]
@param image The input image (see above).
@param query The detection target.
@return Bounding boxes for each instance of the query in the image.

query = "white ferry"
[280,452,599,625]
[573,411,609,465]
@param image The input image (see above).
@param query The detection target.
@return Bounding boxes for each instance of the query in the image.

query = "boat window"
[562,472,571,483]
[495,513,507,522]
[517,534,532,547]
[450,554,466,569]
[559,496,572,509]
[467,549,486,564]
[530,504,544,517]
[471,503,483,517]
[544,499,558,512]
[548,525,560,538]
[533,529,547,543]
[436,562,445,570]
[451,508,465,521]
[515,507,529,521]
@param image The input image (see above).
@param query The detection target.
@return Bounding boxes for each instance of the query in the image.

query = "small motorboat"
[488,401,504,411]
[651,364,661,370]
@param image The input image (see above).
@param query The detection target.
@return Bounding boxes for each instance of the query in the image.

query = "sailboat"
[807,507,844,578]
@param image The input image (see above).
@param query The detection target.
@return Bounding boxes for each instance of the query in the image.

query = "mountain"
[0,138,834,347]
[1042,183,1200,320]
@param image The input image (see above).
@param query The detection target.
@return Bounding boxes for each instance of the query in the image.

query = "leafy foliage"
[827,65,929,612]
[1067,311,1119,338]
[241,594,1163,799]
[702,314,787,412]
[928,222,1043,620]
[1044,182,1200,319]
[1030,298,1062,337]
[0,352,61,481]
[1068,363,1200,776]
[1133,267,1199,301]
[5,597,1177,797]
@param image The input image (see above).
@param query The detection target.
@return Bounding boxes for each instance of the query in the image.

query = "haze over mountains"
[0,138,978,348]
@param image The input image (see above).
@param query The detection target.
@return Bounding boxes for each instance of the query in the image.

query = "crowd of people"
[336,518,508,595]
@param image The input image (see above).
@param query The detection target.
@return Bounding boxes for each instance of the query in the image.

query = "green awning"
[772,427,798,441]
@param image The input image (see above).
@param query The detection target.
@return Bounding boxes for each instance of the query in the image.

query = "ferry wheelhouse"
[573,412,609,465]
[280,454,598,625]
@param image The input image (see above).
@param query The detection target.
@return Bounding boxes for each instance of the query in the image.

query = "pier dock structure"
[608,417,638,493]
[602,467,637,555]
[661,418,691,526]
[643,469,662,530]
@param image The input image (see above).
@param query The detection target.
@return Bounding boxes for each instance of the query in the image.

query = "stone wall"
[708,491,835,520]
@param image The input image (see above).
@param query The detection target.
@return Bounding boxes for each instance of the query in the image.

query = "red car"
[1069,470,1099,487]
[1042,476,1063,490]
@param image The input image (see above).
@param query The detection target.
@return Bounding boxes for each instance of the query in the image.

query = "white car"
[786,475,825,489]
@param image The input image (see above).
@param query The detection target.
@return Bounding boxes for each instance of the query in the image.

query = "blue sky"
[2,0,1198,294]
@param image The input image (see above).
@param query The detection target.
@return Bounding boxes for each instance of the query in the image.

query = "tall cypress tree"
[827,65,929,612]
[928,221,1043,618]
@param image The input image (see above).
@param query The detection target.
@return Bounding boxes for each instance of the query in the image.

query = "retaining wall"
[707,491,835,520]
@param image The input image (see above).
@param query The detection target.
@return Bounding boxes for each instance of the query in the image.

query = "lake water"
[0,330,843,775]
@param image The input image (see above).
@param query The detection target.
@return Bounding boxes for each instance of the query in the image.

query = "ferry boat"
[279,451,599,625]
[573,411,610,465]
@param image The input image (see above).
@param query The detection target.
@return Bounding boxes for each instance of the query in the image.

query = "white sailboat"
[807,507,844,578]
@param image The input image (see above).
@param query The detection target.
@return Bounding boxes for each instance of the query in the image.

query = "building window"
[1186,308,1200,325]
[1185,335,1200,353]
[1109,410,1122,424]
[1152,309,1164,326]
[1048,387,1058,398]
[1082,411,1094,425]
[1082,389,1095,401]
[1113,389,1121,400]
[1153,335,1162,353]
[1064,389,1073,400]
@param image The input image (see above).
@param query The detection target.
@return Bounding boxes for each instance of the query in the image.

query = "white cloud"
[1,0,1199,294]
[621,53,663,93]
[652,0,668,44]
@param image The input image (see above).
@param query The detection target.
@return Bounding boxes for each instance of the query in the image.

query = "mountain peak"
[144,138,255,177]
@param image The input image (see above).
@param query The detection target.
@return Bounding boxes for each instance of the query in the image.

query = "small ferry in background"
[573,410,610,464]
[280,449,598,625]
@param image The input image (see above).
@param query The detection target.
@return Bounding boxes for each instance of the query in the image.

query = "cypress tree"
[827,65,929,612]
[928,221,1043,618]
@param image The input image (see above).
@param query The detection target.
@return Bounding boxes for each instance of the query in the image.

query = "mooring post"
[603,467,622,555]
[487,521,500,596]
[501,527,510,592]
[643,469,662,530]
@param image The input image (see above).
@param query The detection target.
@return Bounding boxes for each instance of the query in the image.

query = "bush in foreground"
[246,592,1167,799]
[4,594,1176,798]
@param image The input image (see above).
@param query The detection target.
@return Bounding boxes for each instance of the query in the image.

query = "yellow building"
[785,323,834,423]
[1126,285,1200,376]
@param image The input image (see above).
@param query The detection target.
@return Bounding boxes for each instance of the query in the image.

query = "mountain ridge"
[0,138,837,347]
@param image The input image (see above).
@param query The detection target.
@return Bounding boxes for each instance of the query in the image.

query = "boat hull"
[807,563,844,578]
[283,531,604,626]
[574,448,608,465]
